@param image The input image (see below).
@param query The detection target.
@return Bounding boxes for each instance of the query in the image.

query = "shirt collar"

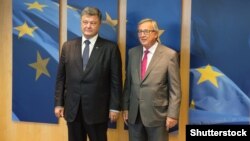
[143,42,158,54]
[82,34,98,45]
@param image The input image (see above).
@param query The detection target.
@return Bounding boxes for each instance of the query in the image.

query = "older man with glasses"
[123,18,181,141]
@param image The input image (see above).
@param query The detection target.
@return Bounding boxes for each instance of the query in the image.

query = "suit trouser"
[128,111,168,141]
[67,103,108,141]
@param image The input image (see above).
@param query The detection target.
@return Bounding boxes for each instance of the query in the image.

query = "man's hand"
[166,117,177,131]
[122,110,128,125]
[109,111,119,122]
[54,106,64,118]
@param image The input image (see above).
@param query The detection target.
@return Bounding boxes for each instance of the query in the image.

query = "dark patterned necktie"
[83,40,90,70]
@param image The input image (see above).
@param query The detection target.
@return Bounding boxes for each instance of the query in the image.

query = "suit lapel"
[136,46,143,81]
[74,38,83,73]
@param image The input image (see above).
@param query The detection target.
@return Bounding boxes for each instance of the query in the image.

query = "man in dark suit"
[122,18,181,141]
[54,7,122,141]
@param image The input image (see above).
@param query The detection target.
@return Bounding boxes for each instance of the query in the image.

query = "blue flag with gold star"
[66,0,118,128]
[12,0,59,123]
[190,65,250,124]
[190,0,250,125]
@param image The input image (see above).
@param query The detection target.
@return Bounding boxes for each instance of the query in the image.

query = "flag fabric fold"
[189,65,250,125]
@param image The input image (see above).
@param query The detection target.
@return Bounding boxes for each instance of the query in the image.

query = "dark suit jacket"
[123,44,181,127]
[55,36,122,124]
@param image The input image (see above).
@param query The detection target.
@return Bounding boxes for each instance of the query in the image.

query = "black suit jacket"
[55,36,122,124]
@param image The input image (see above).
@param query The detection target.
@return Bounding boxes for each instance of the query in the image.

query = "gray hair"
[138,18,159,33]
[81,7,102,21]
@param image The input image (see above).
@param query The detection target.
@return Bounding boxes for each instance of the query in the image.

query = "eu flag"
[12,0,59,123]
[190,0,250,125]
[189,65,250,124]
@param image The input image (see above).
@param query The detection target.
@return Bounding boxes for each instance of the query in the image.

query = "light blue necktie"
[83,40,90,70]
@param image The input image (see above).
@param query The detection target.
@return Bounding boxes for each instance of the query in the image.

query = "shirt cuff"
[110,109,119,113]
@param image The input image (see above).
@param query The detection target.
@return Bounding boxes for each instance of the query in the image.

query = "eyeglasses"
[137,30,155,35]
[82,20,98,26]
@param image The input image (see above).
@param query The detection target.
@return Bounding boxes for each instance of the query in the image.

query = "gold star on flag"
[25,1,47,12]
[196,65,223,88]
[29,51,50,80]
[157,29,165,42]
[159,29,164,37]
[103,12,118,27]
[190,100,195,109]
[14,22,38,38]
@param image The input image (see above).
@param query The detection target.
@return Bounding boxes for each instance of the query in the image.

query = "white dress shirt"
[142,42,158,69]
[81,34,98,57]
